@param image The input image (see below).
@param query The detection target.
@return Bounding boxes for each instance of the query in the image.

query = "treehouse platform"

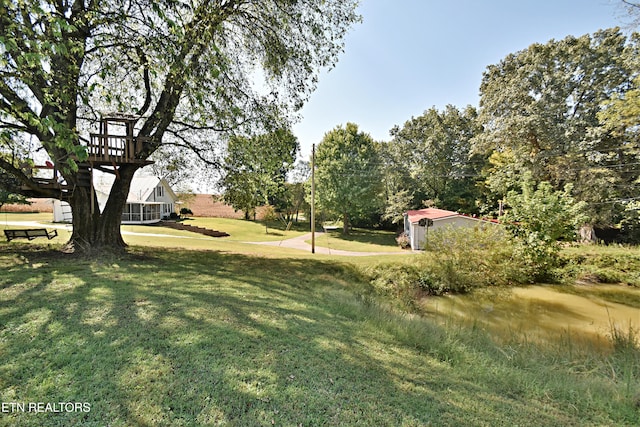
[87,114,154,166]
[20,114,153,200]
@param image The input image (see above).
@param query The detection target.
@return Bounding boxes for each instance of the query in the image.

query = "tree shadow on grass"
[0,245,635,426]
[327,228,397,248]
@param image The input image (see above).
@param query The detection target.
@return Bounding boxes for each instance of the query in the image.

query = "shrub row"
[364,226,530,310]
[367,226,640,311]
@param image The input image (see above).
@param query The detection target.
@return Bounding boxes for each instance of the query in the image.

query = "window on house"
[156,186,164,197]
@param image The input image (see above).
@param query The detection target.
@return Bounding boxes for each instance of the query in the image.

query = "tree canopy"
[474,28,640,225]
[384,105,484,216]
[348,27,640,242]
[314,122,383,233]
[0,0,360,252]
[220,128,298,219]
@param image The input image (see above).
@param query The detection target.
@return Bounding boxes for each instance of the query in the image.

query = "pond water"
[421,284,640,349]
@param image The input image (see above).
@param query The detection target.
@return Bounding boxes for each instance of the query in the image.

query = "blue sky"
[292,0,629,159]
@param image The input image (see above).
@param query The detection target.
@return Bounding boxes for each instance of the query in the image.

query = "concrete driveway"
[247,232,411,257]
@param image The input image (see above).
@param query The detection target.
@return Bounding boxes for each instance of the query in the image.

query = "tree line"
[1,1,638,254]
[222,27,640,243]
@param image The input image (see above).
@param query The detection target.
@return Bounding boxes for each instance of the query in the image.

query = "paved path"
[247,232,411,257]
[3,221,411,256]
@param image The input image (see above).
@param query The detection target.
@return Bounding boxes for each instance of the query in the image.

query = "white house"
[403,208,497,250]
[53,175,179,224]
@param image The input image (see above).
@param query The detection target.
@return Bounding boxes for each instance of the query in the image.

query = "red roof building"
[405,208,460,224]
[403,208,497,250]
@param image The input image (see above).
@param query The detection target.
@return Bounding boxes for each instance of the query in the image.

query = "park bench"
[4,228,58,241]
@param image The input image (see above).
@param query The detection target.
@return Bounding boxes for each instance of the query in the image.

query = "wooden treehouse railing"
[19,115,152,200]
[87,134,149,165]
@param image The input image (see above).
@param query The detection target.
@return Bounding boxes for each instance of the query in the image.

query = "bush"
[502,177,588,282]
[363,225,529,309]
[395,232,410,249]
[425,225,525,291]
[364,263,435,311]
[557,249,640,287]
[180,207,193,216]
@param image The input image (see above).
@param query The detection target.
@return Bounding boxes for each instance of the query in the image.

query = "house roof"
[406,208,459,224]
[93,174,178,204]
[128,176,161,202]
[406,208,501,225]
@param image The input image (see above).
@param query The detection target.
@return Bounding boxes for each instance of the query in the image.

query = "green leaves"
[1,0,359,191]
[476,28,640,226]
[221,128,299,217]
[315,123,384,230]
[385,105,483,214]
[0,36,19,53]
[502,174,589,281]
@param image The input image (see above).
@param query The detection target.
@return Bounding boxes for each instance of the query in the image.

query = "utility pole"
[311,143,315,254]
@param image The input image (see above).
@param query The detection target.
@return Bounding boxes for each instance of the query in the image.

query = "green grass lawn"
[307,228,404,253]
[0,242,638,426]
[1,213,639,425]
[0,213,405,259]
[181,217,309,242]
[0,212,71,244]
[0,213,311,254]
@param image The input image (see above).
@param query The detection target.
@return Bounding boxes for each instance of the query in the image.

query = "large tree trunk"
[579,225,596,244]
[342,211,350,235]
[64,165,139,253]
